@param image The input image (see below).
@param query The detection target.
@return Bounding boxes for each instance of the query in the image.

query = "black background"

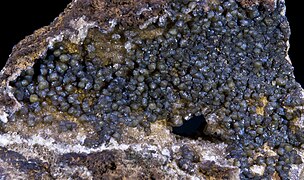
[0,1,302,87]
[0,0,71,69]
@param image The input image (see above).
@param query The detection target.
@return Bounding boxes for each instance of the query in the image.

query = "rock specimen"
[0,0,304,179]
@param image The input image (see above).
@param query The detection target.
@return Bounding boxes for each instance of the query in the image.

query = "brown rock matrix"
[0,0,303,179]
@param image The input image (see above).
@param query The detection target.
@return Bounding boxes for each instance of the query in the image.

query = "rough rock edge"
[0,123,238,179]
[0,0,303,179]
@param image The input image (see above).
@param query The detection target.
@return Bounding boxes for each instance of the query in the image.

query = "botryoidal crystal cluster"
[0,0,304,179]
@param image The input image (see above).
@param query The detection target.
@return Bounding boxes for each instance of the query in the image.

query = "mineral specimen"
[0,0,304,179]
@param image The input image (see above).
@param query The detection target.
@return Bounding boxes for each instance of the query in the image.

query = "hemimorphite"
[0,0,303,179]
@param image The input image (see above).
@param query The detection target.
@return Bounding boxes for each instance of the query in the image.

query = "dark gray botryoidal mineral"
[0,0,303,179]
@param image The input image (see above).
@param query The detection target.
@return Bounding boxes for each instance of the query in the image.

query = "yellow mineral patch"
[83,27,165,68]
[262,143,277,156]
[85,28,126,66]
[122,120,173,146]
[6,103,95,147]
[138,28,164,39]
[62,41,81,54]
[256,96,268,116]
[272,171,281,180]
[283,105,301,133]
[203,0,220,12]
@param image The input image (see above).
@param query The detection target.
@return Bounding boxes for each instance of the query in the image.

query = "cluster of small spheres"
[10,0,304,179]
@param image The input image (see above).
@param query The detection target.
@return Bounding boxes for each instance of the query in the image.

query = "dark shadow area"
[172,115,209,139]
[0,0,71,69]
[285,1,304,87]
